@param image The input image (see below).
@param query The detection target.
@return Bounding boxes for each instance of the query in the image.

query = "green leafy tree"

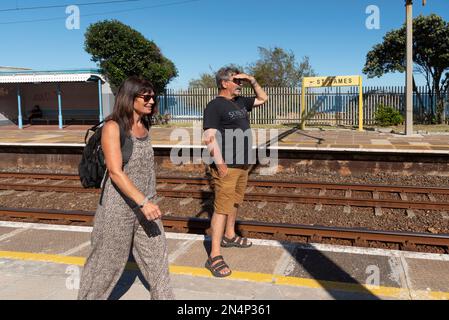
[188,73,216,88]
[84,19,177,93]
[189,48,315,88]
[188,64,244,89]
[248,47,316,87]
[363,14,449,124]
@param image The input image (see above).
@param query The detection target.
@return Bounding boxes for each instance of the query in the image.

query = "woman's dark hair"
[107,76,158,133]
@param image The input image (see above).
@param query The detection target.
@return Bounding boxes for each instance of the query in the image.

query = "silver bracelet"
[138,196,149,208]
[250,80,257,86]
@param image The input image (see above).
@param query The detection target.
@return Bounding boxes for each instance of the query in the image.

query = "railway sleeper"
[273,231,288,241]
[310,234,322,243]
[401,241,417,252]
[171,227,187,233]
[354,237,369,247]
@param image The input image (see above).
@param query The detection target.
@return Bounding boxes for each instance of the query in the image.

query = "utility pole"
[404,0,427,135]
[405,0,414,135]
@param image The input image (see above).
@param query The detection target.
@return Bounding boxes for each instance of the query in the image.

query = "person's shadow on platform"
[278,242,382,300]
[108,253,152,300]
[175,127,381,300]
[197,171,381,300]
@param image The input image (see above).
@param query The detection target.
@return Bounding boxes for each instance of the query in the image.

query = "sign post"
[301,75,364,131]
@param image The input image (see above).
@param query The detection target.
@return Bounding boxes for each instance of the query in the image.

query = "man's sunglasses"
[227,78,243,85]
[137,94,156,102]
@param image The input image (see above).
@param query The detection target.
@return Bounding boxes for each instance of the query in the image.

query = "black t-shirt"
[203,96,256,166]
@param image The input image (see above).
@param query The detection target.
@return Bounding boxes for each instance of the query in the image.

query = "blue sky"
[0,0,448,89]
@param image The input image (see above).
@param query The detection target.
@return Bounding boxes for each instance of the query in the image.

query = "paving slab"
[1,222,449,300]
[287,249,403,288]
[0,227,21,237]
[0,127,448,154]
[404,258,449,293]
[0,229,90,254]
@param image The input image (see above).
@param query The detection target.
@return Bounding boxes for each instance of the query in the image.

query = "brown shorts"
[210,166,249,215]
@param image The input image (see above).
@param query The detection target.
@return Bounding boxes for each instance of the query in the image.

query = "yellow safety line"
[1,250,448,300]
[0,250,85,266]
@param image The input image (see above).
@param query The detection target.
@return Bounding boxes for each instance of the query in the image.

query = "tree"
[363,14,449,124]
[188,64,244,89]
[188,73,216,88]
[248,47,316,87]
[84,20,177,93]
[189,48,316,88]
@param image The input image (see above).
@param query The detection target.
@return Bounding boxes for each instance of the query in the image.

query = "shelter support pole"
[57,84,63,129]
[98,79,104,122]
[17,86,23,129]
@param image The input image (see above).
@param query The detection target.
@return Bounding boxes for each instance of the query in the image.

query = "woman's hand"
[141,201,162,221]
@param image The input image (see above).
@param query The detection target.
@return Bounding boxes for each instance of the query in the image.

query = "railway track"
[1,172,449,212]
[0,207,448,253]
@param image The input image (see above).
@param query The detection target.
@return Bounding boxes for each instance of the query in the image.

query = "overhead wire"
[0,0,201,25]
[0,0,141,12]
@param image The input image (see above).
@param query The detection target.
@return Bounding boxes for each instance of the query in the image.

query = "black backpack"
[78,121,132,189]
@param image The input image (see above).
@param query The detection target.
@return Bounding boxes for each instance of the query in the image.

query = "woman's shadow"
[108,209,161,300]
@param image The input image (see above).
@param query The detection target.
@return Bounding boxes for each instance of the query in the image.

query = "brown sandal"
[205,255,232,278]
[221,235,252,248]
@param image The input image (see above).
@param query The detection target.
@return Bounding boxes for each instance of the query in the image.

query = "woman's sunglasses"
[137,94,156,102]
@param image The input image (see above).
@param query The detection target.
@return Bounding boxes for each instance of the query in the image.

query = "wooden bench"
[28,108,100,125]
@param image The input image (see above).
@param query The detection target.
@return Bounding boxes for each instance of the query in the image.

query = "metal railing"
[159,86,448,125]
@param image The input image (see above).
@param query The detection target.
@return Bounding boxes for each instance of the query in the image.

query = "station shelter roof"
[0,69,105,84]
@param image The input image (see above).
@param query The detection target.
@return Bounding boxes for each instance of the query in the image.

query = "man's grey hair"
[215,66,241,89]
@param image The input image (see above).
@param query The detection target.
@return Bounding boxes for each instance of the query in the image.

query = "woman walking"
[78,76,174,300]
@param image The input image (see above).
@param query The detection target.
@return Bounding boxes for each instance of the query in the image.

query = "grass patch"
[388,124,449,133]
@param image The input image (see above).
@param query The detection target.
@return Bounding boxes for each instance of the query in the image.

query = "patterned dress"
[78,134,174,300]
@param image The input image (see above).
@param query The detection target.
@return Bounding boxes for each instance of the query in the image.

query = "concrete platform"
[0,125,448,154]
[0,221,448,300]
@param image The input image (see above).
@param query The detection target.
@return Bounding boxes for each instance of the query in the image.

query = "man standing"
[203,67,268,277]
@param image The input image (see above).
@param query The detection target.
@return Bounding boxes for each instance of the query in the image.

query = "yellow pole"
[358,76,364,132]
[300,80,306,130]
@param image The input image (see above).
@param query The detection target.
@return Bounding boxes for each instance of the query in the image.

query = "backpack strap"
[99,121,133,205]
[84,120,104,144]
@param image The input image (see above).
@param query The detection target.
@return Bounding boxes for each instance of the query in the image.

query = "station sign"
[303,76,361,88]
[301,75,364,131]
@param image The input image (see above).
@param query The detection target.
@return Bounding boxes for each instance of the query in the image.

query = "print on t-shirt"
[203,96,256,166]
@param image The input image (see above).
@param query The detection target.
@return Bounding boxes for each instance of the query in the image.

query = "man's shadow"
[279,242,381,300]
[193,139,380,300]
[248,129,380,299]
